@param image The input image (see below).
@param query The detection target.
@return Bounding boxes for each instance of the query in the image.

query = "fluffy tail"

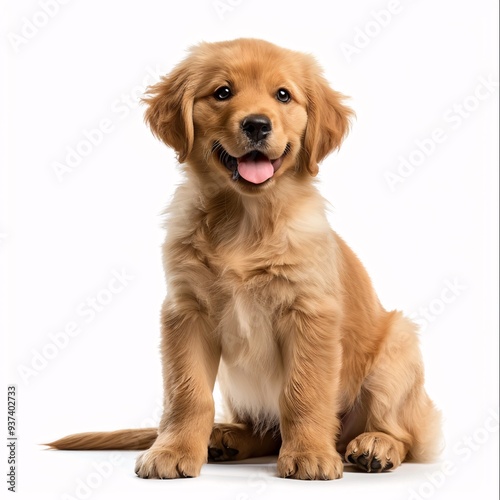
[45,428,158,450]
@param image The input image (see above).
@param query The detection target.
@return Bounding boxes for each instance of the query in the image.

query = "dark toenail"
[371,458,382,470]
[385,461,393,470]
[357,455,368,467]
[208,447,223,459]
[347,454,357,464]
[225,447,239,457]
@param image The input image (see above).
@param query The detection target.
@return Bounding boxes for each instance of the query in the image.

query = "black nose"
[241,115,272,143]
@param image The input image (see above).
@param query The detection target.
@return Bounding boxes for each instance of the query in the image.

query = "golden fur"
[47,38,441,480]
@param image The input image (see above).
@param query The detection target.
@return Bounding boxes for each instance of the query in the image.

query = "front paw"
[277,448,343,480]
[135,445,205,479]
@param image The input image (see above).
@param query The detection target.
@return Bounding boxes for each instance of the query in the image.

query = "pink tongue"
[237,155,274,184]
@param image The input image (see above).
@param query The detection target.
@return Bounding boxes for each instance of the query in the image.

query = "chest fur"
[217,287,284,425]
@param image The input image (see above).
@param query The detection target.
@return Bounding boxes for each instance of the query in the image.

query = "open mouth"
[214,144,290,185]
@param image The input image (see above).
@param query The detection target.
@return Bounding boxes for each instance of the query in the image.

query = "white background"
[1,0,498,499]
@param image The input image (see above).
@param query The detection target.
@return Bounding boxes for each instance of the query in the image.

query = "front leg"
[135,298,219,479]
[277,307,344,480]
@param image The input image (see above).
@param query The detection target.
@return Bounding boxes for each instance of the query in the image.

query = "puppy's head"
[144,39,353,195]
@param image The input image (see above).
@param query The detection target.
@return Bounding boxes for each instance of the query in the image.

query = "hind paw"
[345,432,405,473]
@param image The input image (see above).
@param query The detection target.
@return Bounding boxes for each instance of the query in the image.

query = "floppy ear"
[143,61,195,163]
[301,75,354,176]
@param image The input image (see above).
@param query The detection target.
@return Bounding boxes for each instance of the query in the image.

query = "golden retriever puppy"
[48,38,441,480]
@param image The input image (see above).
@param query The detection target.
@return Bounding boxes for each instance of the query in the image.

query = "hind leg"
[346,312,442,473]
[208,423,281,462]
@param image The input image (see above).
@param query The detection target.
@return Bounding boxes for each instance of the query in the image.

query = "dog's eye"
[276,88,291,103]
[214,86,232,100]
